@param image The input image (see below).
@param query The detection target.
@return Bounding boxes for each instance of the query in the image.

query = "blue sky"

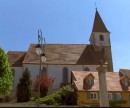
[0,0,130,72]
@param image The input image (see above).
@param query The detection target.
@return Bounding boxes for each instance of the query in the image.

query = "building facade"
[71,69,130,107]
[7,10,113,98]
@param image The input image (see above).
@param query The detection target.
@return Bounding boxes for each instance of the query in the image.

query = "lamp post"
[35,29,47,107]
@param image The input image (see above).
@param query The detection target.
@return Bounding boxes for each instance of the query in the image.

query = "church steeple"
[90,9,111,46]
[89,9,113,72]
[92,9,109,33]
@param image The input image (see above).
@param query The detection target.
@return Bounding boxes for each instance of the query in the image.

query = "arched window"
[41,67,47,75]
[100,35,104,41]
[63,67,68,83]
[84,67,90,71]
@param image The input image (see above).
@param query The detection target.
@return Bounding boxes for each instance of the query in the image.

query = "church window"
[84,67,90,71]
[100,35,104,41]
[41,67,47,75]
[63,67,68,83]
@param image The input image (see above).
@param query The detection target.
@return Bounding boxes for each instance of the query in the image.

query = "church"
[7,9,114,96]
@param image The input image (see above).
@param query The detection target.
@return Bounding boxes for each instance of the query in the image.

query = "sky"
[0,0,130,72]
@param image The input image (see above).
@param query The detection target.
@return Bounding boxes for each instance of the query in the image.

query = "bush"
[39,91,61,105]
[60,84,77,105]
[53,93,61,103]
[38,84,77,105]
[4,96,11,102]
[109,100,127,107]
[60,83,70,88]
[0,98,3,102]
[41,97,55,105]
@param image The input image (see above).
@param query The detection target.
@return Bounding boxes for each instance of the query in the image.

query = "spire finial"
[95,1,97,10]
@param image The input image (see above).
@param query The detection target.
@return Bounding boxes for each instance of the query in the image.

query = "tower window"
[100,35,104,41]
[63,67,68,83]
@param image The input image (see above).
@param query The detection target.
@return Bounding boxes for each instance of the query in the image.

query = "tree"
[34,74,55,97]
[0,47,13,95]
[16,67,32,102]
[60,84,77,105]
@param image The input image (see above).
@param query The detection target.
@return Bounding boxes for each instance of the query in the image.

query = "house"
[7,9,113,98]
[71,69,130,107]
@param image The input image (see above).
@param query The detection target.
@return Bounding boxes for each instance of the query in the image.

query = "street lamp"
[35,29,47,107]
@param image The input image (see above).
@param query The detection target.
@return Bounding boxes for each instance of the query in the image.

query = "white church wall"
[83,65,99,71]
[48,65,83,90]
[12,64,103,92]
[12,67,23,90]
[47,65,99,90]
[23,64,41,90]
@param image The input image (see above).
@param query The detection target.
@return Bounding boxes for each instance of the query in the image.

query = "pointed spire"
[92,9,109,33]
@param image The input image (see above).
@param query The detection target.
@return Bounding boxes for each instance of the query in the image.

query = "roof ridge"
[120,69,130,71]
[7,51,27,54]
[7,51,27,53]
[30,43,89,45]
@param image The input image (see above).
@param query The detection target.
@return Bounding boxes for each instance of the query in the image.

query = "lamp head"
[35,44,42,55]
[41,52,47,62]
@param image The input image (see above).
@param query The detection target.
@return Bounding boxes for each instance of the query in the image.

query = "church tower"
[89,9,113,72]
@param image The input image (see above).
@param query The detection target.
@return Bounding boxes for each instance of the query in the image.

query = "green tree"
[16,67,32,102]
[60,84,77,105]
[0,47,13,95]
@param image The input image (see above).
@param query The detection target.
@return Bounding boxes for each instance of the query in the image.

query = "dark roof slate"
[23,44,105,65]
[119,69,130,78]
[7,51,26,67]
[92,10,109,33]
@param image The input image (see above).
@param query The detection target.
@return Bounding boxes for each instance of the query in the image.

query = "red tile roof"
[85,73,95,79]
[7,51,26,67]
[23,44,105,65]
[72,71,130,91]
[7,44,107,66]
